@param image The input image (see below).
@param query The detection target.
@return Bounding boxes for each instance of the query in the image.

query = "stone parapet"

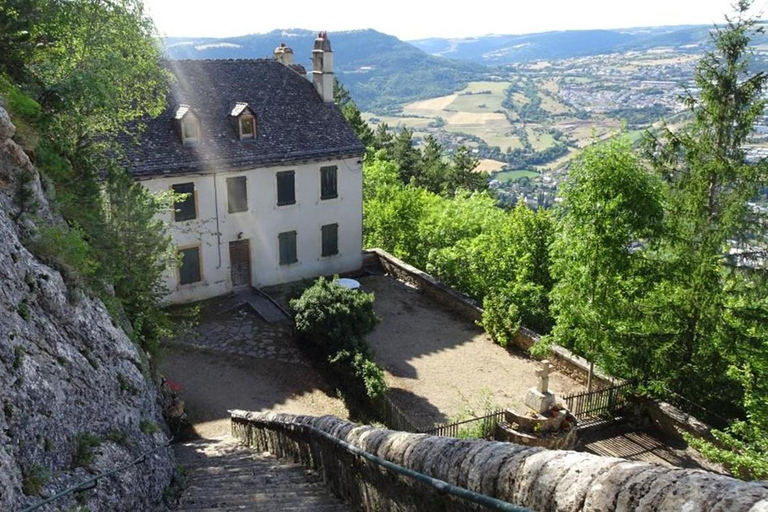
[231,410,768,512]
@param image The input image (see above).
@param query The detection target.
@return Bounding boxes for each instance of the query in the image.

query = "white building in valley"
[121,33,365,304]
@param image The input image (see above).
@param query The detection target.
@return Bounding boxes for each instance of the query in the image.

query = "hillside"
[164,29,484,112]
[409,24,768,64]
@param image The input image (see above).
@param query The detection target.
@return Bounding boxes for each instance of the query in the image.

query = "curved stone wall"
[231,410,768,512]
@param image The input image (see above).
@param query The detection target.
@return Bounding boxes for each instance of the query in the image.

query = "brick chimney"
[312,32,334,103]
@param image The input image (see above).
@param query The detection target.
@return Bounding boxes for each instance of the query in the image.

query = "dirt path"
[360,275,584,428]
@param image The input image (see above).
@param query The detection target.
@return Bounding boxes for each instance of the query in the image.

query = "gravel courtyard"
[160,307,348,439]
[360,274,584,428]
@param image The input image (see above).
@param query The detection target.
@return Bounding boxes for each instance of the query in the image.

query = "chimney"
[273,42,294,65]
[312,32,334,103]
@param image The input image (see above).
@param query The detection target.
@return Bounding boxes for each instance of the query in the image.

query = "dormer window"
[174,104,200,145]
[230,102,257,140]
[239,115,255,139]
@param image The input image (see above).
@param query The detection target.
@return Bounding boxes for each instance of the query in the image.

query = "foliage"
[22,464,49,496]
[139,419,159,435]
[291,277,379,350]
[545,136,664,377]
[480,292,521,348]
[1,0,175,361]
[72,432,101,468]
[334,79,373,147]
[291,277,385,399]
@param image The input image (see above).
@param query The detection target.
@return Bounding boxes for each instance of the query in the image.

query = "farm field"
[492,169,539,183]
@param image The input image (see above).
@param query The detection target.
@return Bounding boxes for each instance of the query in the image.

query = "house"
[121,33,365,304]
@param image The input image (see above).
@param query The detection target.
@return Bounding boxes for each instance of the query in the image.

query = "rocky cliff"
[0,104,176,510]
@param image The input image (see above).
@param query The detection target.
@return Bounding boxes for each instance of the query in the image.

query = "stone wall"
[231,410,768,512]
[0,104,176,510]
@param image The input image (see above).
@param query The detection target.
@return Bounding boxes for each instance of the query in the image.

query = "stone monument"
[525,360,556,414]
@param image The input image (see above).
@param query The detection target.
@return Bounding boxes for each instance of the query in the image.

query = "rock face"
[232,410,768,512]
[0,105,176,510]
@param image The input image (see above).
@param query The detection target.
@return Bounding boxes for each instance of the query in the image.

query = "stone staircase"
[174,437,351,511]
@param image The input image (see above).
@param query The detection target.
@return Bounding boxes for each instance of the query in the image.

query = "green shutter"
[320,166,337,200]
[172,183,196,221]
[178,247,201,284]
[277,171,295,206]
[321,223,338,256]
[279,231,297,265]
[227,176,248,213]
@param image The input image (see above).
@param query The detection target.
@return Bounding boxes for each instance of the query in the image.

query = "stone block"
[525,387,556,414]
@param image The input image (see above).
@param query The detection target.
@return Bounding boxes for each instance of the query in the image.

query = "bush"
[73,433,101,468]
[291,277,379,349]
[480,291,521,348]
[22,464,49,496]
[291,277,385,400]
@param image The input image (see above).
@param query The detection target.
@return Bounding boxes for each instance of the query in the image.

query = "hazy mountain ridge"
[409,24,768,63]
[163,29,483,112]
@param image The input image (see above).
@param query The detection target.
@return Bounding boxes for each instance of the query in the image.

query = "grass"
[492,169,540,183]
[525,126,556,151]
[73,433,101,468]
[22,464,49,496]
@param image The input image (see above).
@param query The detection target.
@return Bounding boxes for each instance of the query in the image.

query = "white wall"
[141,156,364,304]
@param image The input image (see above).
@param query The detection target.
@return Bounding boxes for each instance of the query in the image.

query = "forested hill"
[164,29,483,112]
[409,24,768,64]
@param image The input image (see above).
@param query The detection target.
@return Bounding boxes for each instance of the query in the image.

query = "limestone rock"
[0,104,176,511]
[0,106,15,141]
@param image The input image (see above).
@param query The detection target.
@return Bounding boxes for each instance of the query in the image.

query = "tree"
[334,78,373,147]
[415,135,449,193]
[443,146,487,195]
[546,137,663,390]
[390,127,422,184]
[641,1,768,477]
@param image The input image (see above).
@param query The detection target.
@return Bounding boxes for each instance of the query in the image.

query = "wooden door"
[229,240,251,287]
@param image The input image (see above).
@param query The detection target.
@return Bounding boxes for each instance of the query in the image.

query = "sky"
[144,0,767,40]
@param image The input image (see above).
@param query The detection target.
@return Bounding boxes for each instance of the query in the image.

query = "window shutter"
[226,176,248,213]
[172,183,196,221]
[320,166,338,200]
[279,231,298,265]
[321,223,338,257]
[277,171,296,206]
[178,247,201,284]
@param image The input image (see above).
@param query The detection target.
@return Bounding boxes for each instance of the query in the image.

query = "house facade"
[122,33,366,304]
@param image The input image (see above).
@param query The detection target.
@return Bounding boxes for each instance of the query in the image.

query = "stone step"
[173,437,349,512]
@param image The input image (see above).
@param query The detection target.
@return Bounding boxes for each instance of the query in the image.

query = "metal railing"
[420,410,506,439]
[231,411,532,512]
[563,381,635,422]
[21,437,173,512]
[378,394,422,433]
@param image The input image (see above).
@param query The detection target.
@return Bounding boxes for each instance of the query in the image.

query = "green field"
[492,169,540,183]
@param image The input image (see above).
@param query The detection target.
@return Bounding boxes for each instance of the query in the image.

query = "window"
[321,223,338,257]
[320,165,338,200]
[239,115,255,139]
[278,231,297,265]
[181,118,199,143]
[178,247,201,285]
[226,176,248,213]
[276,171,295,206]
[172,182,196,221]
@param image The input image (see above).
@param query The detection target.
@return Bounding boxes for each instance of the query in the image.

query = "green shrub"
[73,433,101,468]
[22,464,49,496]
[140,419,159,435]
[105,429,129,446]
[291,277,379,349]
[330,349,387,399]
[480,291,521,348]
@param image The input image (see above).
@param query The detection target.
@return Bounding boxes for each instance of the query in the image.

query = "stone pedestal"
[525,387,556,414]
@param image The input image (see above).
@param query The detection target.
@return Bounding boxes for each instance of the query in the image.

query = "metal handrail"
[21,436,173,512]
[230,411,533,512]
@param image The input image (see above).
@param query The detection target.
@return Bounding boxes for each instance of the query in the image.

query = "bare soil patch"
[360,275,584,428]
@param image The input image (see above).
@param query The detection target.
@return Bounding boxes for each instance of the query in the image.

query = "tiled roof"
[121,59,364,178]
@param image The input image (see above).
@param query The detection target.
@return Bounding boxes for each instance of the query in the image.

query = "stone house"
[121,33,365,304]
